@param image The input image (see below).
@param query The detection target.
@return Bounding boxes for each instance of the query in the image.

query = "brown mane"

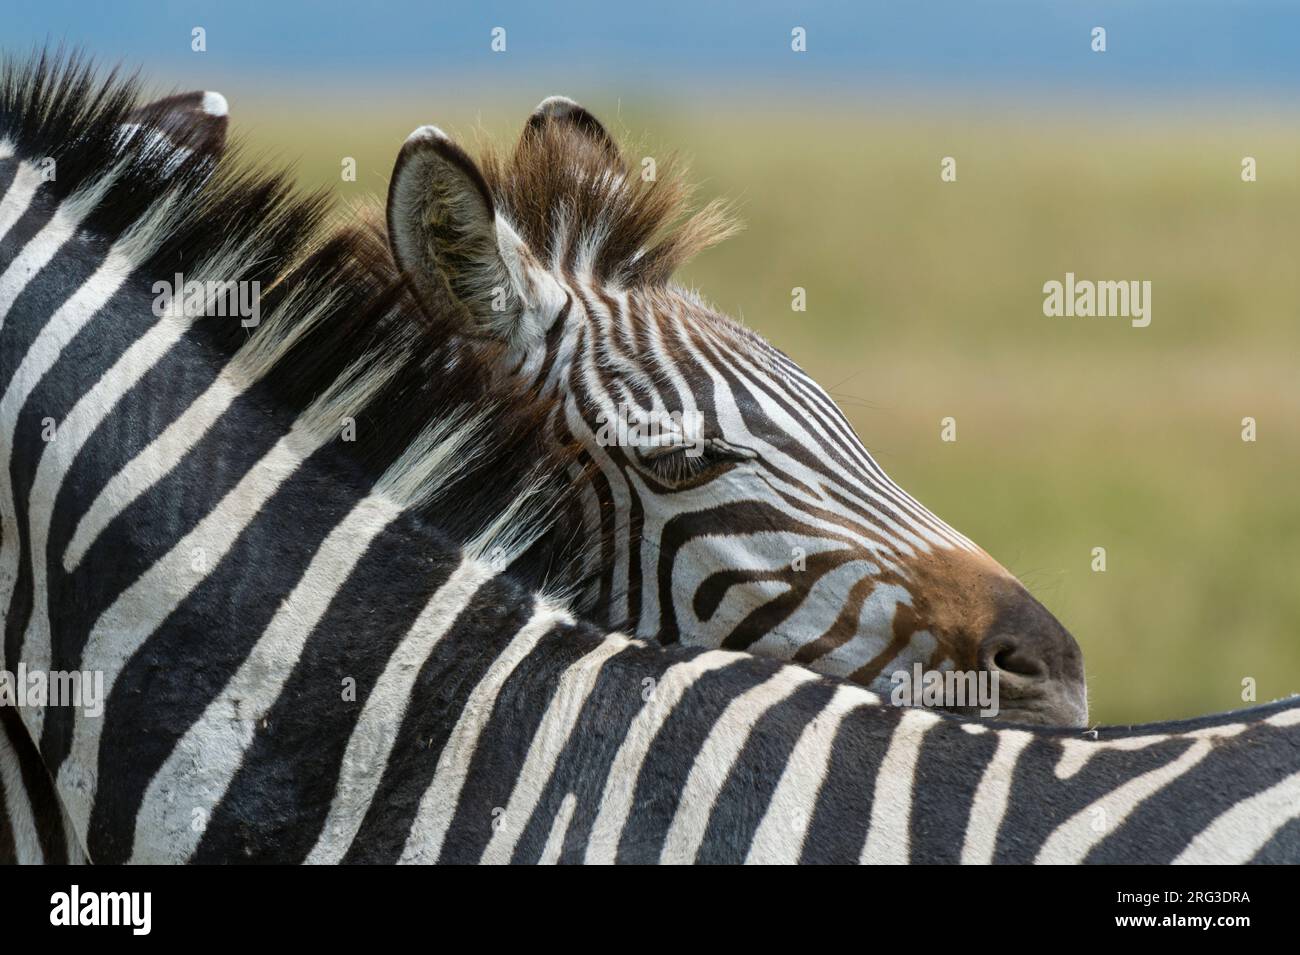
[479,118,740,288]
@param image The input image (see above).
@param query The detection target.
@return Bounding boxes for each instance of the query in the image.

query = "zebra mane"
[478,114,741,288]
[0,49,590,597]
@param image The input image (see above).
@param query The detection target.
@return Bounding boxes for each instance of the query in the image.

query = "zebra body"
[7,537,1300,864]
[2,55,1296,864]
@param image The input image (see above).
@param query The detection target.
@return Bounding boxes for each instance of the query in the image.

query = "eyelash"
[640,446,715,484]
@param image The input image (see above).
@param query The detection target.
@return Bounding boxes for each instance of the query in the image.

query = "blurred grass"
[233,93,1300,724]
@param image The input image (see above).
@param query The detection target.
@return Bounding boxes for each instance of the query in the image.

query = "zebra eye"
[634,438,755,485]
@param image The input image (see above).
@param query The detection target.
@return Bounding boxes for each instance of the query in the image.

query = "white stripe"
[0,161,43,247]
[398,601,572,864]
[64,272,366,573]
[1173,770,1300,864]
[305,556,498,864]
[478,634,632,864]
[60,799,89,864]
[960,728,1033,863]
[57,424,331,839]
[745,685,867,864]
[859,708,940,863]
[1265,705,1300,728]
[17,303,192,742]
[0,721,43,864]
[537,792,578,865]
[566,379,632,619]
[582,649,740,864]
[659,666,818,863]
[132,495,402,863]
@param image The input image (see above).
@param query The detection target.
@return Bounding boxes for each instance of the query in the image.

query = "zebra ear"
[387,125,543,339]
[120,91,229,161]
[523,96,617,157]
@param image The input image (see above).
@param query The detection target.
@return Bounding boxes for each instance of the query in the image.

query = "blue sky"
[6,0,1299,99]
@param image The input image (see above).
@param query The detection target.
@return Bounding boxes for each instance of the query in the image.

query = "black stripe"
[614,659,779,863]
[338,579,545,864]
[46,320,233,569]
[88,441,373,863]
[695,679,838,863]
[1249,816,1300,863]
[189,512,459,863]
[907,719,999,863]
[0,710,20,864]
[4,265,153,677]
[623,470,644,630]
[798,702,899,863]
[0,201,117,677]
[416,620,582,864]
[656,499,851,648]
[994,734,1195,863]
[0,156,20,209]
[0,705,66,863]
[502,636,689,863]
[696,330,933,539]
[0,189,103,396]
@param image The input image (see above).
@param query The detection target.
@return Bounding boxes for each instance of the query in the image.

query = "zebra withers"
[384,97,1088,725]
[3,54,1296,865]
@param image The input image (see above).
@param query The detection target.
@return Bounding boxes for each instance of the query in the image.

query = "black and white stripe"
[2,55,1295,865]
[1,705,85,864]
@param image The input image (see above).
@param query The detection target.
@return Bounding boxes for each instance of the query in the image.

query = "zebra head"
[384,98,1088,726]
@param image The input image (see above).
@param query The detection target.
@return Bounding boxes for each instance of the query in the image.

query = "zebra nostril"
[981,635,1048,680]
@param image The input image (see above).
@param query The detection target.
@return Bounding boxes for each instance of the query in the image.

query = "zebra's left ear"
[387,125,555,343]
[118,91,229,164]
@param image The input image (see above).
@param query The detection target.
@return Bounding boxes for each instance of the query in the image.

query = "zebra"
[384,95,1089,725]
[0,53,1296,864]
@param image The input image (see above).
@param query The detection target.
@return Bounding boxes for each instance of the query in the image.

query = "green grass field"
[232,92,1300,724]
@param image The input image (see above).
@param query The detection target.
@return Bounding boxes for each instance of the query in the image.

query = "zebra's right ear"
[523,95,617,158]
[387,125,551,341]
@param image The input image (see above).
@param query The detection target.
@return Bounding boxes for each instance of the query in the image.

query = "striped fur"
[0,705,85,863]
[3,54,1295,865]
